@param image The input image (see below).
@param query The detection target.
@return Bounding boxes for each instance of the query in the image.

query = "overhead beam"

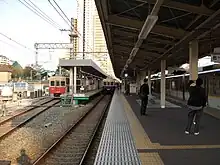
[113,38,167,52]
[112,29,137,37]
[107,15,188,39]
[112,29,174,45]
[136,0,215,16]
[114,45,160,57]
[147,37,174,45]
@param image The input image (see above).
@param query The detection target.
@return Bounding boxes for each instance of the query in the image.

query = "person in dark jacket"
[185,77,207,135]
[139,78,149,115]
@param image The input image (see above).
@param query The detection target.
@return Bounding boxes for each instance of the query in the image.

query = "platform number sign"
[211,47,220,63]
[211,54,220,63]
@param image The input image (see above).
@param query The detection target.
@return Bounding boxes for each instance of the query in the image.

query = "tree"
[23,66,37,80]
[11,61,23,79]
[55,67,69,76]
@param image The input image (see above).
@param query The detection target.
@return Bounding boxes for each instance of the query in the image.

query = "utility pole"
[83,0,86,59]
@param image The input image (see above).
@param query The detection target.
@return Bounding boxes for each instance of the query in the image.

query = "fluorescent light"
[139,15,158,39]
[135,39,143,48]
[127,59,132,64]
[130,48,139,57]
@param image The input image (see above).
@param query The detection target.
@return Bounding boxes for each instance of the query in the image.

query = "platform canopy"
[59,59,107,79]
[95,0,220,78]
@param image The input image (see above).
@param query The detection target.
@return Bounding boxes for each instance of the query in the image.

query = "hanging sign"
[211,47,220,63]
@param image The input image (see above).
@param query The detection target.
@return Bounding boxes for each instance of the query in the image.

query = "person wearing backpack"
[185,77,207,135]
[139,78,149,116]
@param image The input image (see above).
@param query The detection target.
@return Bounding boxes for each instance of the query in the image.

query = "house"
[0,65,12,83]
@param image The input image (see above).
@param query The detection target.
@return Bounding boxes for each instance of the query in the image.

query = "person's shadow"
[16,149,32,165]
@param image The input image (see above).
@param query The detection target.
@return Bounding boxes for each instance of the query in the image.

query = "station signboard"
[14,82,28,92]
[211,47,220,63]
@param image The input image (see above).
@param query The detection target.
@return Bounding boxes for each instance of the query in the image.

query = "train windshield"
[61,81,65,86]
[56,81,60,86]
[50,81,55,86]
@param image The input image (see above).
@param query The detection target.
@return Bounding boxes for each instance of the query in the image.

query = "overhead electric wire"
[49,0,80,36]
[0,32,34,52]
[48,0,71,28]
[48,0,93,52]
[52,0,71,24]
[25,0,62,29]
[0,32,51,56]
[17,0,61,30]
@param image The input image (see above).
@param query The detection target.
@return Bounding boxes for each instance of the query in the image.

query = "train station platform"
[95,90,220,165]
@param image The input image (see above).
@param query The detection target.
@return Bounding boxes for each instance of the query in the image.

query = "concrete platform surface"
[124,94,220,165]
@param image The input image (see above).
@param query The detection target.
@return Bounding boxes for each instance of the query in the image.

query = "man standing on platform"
[139,78,149,115]
[185,78,207,135]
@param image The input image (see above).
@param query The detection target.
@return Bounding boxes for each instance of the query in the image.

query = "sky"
[0,0,77,70]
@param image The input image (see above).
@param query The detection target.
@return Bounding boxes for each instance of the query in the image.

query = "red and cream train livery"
[49,76,69,97]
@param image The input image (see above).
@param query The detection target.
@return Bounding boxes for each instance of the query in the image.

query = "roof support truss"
[107,15,188,39]
[136,0,215,16]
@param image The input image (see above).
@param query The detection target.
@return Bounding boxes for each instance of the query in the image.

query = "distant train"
[151,68,220,110]
[103,77,120,94]
[49,76,69,98]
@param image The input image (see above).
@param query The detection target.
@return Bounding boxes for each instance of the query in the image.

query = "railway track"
[33,95,112,165]
[0,99,60,140]
[0,98,54,124]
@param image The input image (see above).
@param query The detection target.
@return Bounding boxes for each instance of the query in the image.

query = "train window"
[104,82,106,85]
[61,81,65,86]
[50,81,55,86]
[56,81,60,86]
[111,82,113,85]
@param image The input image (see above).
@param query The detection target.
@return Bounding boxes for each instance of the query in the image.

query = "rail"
[0,98,54,125]
[0,99,60,140]
[33,94,112,164]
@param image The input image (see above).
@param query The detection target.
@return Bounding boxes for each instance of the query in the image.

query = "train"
[49,76,69,98]
[151,68,220,110]
[102,77,120,94]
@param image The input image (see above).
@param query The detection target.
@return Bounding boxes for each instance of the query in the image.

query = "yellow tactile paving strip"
[121,95,164,165]
[139,153,164,165]
[121,94,220,165]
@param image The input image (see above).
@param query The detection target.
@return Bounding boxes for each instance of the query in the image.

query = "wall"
[0,72,11,82]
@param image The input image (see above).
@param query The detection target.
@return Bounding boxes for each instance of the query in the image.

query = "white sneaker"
[194,132,199,135]
[185,131,189,134]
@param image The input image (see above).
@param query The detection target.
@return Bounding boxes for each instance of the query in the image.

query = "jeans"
[140,97,148,115]
[185,109,203,133]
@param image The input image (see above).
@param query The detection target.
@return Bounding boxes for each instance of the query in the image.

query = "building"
[0,65,12,84]
[76,0,115,76]
[0,55,10,65]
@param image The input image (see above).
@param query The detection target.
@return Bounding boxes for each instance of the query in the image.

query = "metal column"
[161,60,166,108]
[70,68,73,94]
[74,67,77,93]
[189,40,198,81]
[59,66,62,75]
[148,70,152,96]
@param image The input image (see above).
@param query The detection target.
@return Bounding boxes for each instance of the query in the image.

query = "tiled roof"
[0,65,13,72]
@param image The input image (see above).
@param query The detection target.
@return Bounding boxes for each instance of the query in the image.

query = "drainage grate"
[94,92,141,165]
